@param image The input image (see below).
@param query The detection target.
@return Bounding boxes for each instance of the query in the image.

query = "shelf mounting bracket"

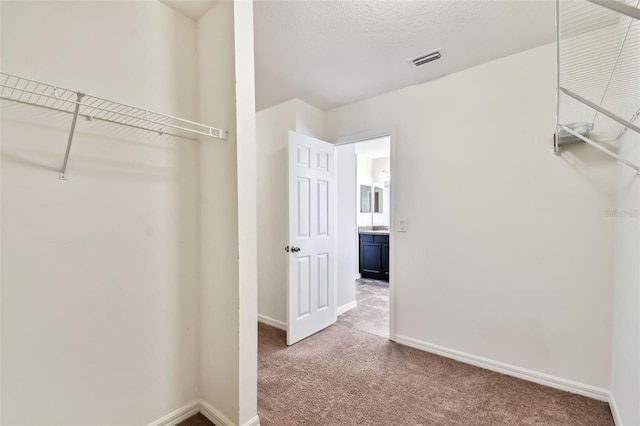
[59,92,85,180]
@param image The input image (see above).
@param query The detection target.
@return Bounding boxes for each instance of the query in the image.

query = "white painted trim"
[337,300,357,315]
[147,401,201,426]
[394,334,610,401]
[609,392,622,426]
[355,273,361,279]
[148,400,260,426]
[258,314,286,330]
[241,415,261,426]
[200,400,236,426]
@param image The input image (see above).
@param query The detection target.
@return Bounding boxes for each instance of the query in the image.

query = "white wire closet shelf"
[0,72,227,180]
[555,0,640,175]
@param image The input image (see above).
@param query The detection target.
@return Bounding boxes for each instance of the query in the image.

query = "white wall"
[336,144,357,308]
[295,99,327,141]
[1,2,200,424]
[256,100,296,325]
[326,43,616,391]
[610,127,640,426]
[608,64,640,426]
[372,156,390,185]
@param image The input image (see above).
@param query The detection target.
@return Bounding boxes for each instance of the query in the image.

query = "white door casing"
[287,131,336,345]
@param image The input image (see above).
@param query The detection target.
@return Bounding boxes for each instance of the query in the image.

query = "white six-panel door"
[287,131,336,345]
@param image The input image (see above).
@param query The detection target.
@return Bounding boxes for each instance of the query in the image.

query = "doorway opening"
[335,135,392,339]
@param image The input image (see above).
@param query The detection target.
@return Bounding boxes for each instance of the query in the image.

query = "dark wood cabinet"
[359,233,389,281]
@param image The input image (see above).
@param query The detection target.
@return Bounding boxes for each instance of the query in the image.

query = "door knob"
[291,246,301,253]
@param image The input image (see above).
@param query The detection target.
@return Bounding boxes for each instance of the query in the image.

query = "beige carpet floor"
[257,322,614,426]
[178,323,614,425]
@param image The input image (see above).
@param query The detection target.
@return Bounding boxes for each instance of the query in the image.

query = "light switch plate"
[399,218,407,232]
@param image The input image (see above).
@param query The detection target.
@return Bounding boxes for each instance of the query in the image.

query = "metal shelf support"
[59,92,85,180]
[561,125,640,175]
[560,87,640,135]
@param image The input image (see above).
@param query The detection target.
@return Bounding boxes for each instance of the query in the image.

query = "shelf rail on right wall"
[555,0,640,176]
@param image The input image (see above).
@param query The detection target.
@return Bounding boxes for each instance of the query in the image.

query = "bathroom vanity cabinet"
[359,233,389,281]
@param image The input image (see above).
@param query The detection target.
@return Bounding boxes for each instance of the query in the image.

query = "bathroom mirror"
[374,187,383,213]
[360,185,371,213]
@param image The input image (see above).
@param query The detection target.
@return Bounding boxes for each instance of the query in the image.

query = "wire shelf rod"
[2,93,198,143]
[560,14,627,36]
[560,87,640,134]
[560,125,640,174]
[0,83,225,139]
[587,0,640,20]
[560,14,623,34]
[559,37,635,59]
[0,72,226,140]
[561,76,640,89]
[562,73,640,87]
[559,38,634,58]
[562,52,640,72]
[0,71,228,180]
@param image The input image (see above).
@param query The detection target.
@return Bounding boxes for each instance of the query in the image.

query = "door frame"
[334,128,396,341]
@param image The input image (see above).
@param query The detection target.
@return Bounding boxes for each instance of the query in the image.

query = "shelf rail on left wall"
[0,72,228,180]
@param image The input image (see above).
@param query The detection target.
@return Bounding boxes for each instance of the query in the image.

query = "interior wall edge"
[608,391,623,426]
[233,0,259,424]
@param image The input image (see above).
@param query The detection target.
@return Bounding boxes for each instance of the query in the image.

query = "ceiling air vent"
[409,49,444,67]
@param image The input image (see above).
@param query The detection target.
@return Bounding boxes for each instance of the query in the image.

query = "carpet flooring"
[179,322,614,426]
[257,322,614,426]
[339,278,389,338]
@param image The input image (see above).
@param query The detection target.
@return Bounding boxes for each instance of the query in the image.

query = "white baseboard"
[258,314,286,331]
[394,334,609,402]
[609,392,622,426]
[148,400,260,426]
[337,300,357,316]
[241,415,261,426]
[200,400,236,426]
[355,273,361,279]
[147,401,202,426]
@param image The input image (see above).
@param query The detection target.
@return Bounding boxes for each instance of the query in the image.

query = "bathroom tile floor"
[338,278,389,338]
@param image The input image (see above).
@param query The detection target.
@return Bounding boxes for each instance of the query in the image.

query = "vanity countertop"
[358,227,389,235]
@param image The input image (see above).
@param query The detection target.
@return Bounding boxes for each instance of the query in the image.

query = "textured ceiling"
[254,0,556,111]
